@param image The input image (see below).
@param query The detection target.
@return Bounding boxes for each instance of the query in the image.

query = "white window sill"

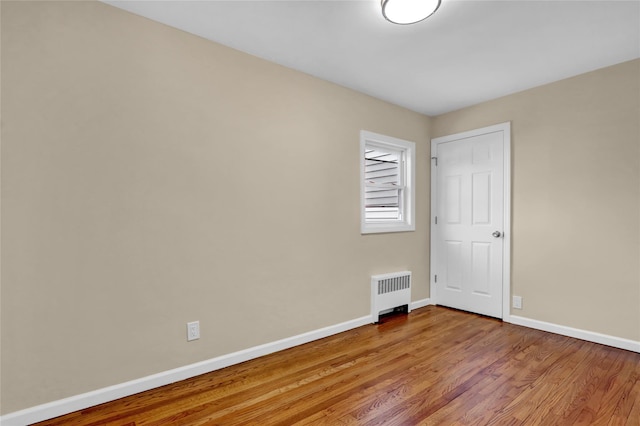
[361,222,415,234]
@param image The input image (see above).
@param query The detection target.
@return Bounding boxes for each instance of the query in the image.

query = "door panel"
[471,242,491,295]
[432,127,506,318]
[445,241,463,290]
[445,175,462,223]
[472,172,491,224]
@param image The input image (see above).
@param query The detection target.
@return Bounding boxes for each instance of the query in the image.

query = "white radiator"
[371,271,412,323]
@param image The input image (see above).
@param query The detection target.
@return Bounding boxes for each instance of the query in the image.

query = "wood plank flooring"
[33,306,640,425]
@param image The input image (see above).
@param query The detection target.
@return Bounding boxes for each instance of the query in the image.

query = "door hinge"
[435,216,438,225]
[434,274,438,283]
[431,156,438,166]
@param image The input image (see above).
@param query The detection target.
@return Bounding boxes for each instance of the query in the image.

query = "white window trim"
[360,130,416,234]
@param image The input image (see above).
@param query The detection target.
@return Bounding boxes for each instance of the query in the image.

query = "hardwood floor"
[34,306,640,425]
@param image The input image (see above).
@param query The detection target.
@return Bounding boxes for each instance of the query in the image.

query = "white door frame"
[430,122,512,321]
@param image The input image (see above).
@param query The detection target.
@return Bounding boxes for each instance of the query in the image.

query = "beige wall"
[0,1,431,413]
[432,59,640,343]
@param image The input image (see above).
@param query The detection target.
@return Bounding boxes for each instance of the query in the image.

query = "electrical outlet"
[512,296,523,310]
[187,321,200,341]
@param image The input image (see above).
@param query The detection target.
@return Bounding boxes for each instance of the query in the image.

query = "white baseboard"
[411,298,432,311]
[508,315,640,353]
[0,315,372,426]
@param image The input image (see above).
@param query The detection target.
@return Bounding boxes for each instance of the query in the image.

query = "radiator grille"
[378,275,410,295]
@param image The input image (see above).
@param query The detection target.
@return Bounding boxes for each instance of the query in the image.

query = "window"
[360,130,415,234]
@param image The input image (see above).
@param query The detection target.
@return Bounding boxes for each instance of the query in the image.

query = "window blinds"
[364,146,403,220]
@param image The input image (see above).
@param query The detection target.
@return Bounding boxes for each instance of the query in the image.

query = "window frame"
[360,130,416,234]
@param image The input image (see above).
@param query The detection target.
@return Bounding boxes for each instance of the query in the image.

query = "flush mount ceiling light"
[381,0,441,25]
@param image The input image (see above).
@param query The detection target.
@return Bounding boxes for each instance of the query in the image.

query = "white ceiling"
[104,0,640,116]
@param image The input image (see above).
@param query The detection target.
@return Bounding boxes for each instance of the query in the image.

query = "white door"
[430,123,510,319]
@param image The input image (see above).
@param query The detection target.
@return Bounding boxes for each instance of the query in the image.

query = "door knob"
[492,231,502,238]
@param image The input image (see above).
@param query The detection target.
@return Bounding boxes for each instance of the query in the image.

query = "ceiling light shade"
[381,0,441,25]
